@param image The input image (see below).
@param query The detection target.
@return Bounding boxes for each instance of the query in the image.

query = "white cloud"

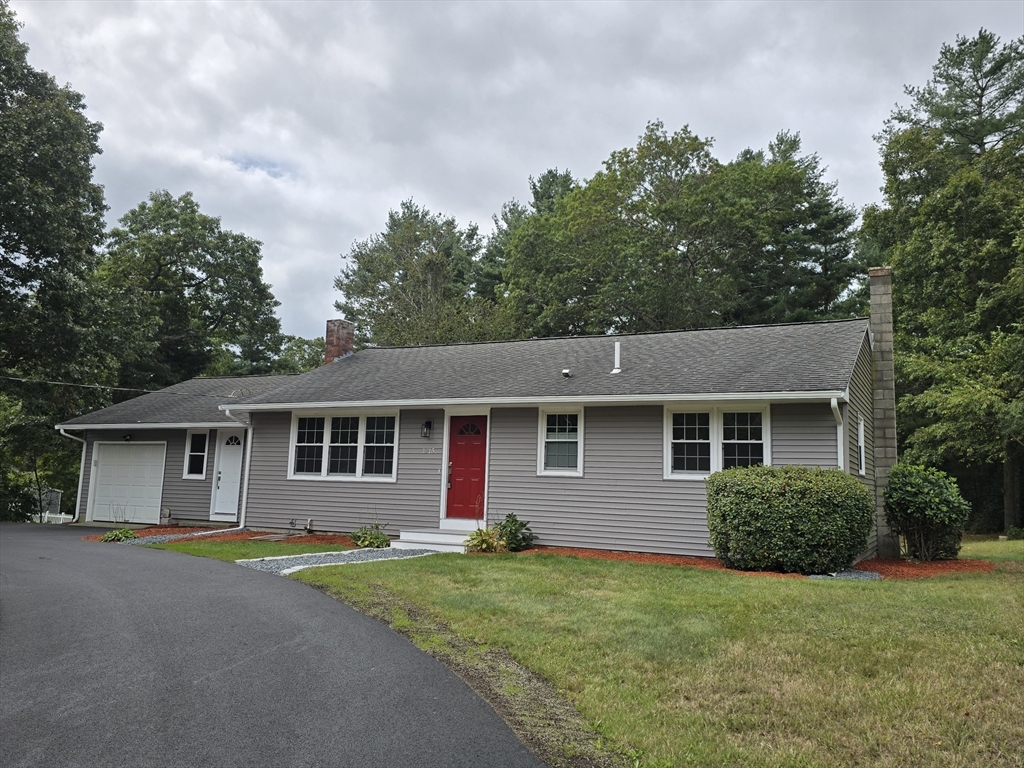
[11,0,1023,338]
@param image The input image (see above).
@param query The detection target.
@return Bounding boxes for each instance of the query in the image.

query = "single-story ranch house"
[57,269,899,557]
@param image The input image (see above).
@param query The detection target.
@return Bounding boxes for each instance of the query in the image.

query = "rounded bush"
[706,465,874,575]
[883,463,970,561]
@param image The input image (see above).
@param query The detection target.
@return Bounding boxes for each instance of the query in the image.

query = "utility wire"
[0,374,280,399]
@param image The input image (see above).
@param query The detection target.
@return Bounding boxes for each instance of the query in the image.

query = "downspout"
[223,408,252,531]
[58,428,87,523]
[830,398,846,472]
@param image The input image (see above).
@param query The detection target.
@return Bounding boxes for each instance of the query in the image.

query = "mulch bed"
[82,526,210,542]
[523,546,995,580]
[85,528,995,580]
[84,526,356,546]
[854,557,995,579]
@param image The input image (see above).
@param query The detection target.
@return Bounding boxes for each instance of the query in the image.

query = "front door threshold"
[439,518,483,532]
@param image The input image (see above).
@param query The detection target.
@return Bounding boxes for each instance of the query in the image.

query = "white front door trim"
[209,429,245,522]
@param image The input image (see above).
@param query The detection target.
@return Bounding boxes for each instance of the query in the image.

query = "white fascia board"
[222,390,849,412]
[54,422,232,430]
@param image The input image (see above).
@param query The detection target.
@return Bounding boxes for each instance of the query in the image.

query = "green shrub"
[350,522,390,548]
[884,464,971,561]
[466,526,507,554]
[100,528,137,542]
[1008,526,1024,541]
[706,465,874,575]
[495,512,537,552]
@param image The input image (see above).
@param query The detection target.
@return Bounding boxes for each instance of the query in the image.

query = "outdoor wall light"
[122,434,132,442]
[421,420,433,438]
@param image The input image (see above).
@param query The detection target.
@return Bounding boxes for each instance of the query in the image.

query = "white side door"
[210,430,244,521]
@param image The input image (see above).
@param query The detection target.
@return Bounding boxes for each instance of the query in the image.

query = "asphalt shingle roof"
[236,319,870,407]
[58,374,299,427]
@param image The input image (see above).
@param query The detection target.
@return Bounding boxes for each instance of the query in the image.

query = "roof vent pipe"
[610,341,621,375]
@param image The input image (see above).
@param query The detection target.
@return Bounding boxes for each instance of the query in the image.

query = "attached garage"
[89,443,166,525]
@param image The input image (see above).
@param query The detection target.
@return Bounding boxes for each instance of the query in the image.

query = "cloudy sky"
[12,0,1023,340]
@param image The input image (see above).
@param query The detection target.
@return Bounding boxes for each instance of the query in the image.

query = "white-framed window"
[537,409,584,476]
[670,412,711,474]
[183,430,209,479]
[664,407,770,479]
[857,414,866,476]
[289,413,398,481]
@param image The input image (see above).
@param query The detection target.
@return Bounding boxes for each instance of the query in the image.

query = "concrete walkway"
[0,523,543,768]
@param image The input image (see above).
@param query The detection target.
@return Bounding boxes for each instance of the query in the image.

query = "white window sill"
[663,472,711,481]
[537,469,583,478]
[288,474,397,483]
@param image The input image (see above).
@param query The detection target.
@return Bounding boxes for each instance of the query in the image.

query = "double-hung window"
[183,430,209,479]
[291,414,397,480]
[671,413,711,473]
[722,412,764,468]
[538,410,583,476]
[665,408,768,478]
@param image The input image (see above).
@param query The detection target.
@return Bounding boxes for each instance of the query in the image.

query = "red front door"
[446,415,487,519]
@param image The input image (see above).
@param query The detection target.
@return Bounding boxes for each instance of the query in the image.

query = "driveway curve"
[0,524,543,768]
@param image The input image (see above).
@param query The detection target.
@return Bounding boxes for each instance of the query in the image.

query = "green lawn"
[297,542,1023,768]
[961,535,1024,563]
[148,539,349,562]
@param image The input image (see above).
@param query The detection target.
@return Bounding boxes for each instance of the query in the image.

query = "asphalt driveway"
[0,523,544,768]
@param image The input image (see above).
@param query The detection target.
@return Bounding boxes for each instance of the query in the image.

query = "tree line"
[336,30,1022,532]
[2,0,1020,532]
[0,3,322,517]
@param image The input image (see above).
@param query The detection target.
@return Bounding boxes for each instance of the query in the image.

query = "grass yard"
[962,535,1024,563]
[148,539,349,562]
[297,541,1023,768]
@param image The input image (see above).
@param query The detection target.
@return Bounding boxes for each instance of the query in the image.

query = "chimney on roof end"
[325,319,355,364]
[868,266,898,557]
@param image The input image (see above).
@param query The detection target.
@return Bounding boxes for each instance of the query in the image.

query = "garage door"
[91,443,166,525]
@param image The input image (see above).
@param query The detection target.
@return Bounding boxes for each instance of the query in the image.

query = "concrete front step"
[392,529,469,553]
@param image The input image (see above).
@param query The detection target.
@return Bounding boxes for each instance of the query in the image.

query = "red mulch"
[854,557,995,579]
[522,546,996,580]
[82,526,209,542]
[83,528,358,548]
[197,531,357,547]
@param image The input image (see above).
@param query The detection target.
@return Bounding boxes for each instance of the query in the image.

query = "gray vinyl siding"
[161,429,217,522]
[244,410,444,532]
[77,428,217,522]
[487,406,714,557]
[848,334,877,555]
[770,404,838,467]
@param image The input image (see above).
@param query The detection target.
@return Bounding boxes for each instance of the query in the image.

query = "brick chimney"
[869,267,899,557]
[325,319,355,364]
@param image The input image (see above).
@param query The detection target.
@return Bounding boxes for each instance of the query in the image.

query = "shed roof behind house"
[234,319,870,408]
[58,374,299,428]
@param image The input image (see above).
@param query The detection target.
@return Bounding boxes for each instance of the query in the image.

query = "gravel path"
[809,570,882,580]
[238,547,442,575]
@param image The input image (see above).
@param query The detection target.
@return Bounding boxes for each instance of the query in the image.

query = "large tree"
[335,199,515,346]
[861,29,1024,531]
[101,190,285,388]
[501,123,861,337]
[0,2,111,518]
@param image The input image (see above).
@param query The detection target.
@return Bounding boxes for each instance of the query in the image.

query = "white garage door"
[91,443,166,525]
